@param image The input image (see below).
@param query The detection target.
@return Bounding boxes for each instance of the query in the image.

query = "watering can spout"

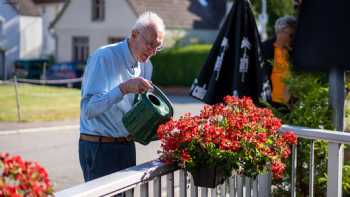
[122,84,174,145]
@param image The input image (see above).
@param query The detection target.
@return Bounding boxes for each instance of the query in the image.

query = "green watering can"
[122,84,174,145]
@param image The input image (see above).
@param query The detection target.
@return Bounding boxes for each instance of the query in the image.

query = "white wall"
[54,0,137,62]
[166,29,218,46]
[0,0,20,79]
[19,16,43,59]
[37,3,64,56]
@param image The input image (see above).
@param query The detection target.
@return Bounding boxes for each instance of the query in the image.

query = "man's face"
[277,26,295,48]
[132,26,164,62]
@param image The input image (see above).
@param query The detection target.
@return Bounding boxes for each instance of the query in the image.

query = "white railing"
[279,125,350,197]
[56,124,350,197]
[55,160,271,197]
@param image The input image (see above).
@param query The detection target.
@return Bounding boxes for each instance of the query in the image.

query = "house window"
[92,0,105,21]
[108,37,123,44]
[72,36,89,63]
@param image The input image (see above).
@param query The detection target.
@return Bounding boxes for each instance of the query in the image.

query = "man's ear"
[131,30,138,40]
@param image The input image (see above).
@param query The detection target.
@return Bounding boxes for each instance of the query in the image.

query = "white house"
[50,0,226,63]
[33,0,65,57]
[0,0,43,80]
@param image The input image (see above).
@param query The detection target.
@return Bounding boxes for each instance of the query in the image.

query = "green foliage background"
[250,0,295,36]
[151,44,211,86]
[270,72,350,196]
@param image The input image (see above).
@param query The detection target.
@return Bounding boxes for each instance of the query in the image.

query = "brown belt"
[80,134,132,143]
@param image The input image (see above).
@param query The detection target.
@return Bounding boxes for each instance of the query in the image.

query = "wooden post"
[327,67,344,197]
[42,62,47,85]
[13,76,21,122]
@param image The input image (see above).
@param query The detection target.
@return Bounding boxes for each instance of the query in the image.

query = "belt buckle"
[126,135,133,142]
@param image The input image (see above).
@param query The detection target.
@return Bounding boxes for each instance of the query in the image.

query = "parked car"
[44,62,85,88]
[45,63,77,80]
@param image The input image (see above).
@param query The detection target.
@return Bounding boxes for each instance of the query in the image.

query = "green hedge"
[151,44,211,86]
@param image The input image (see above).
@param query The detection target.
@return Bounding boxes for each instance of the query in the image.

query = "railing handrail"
[55,124,350,196]
[55,160,177,197]
[280,124,350,144]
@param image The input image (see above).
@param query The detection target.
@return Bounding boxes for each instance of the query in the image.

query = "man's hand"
[119,77,153,94]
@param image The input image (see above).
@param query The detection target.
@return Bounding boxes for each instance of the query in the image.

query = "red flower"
[282,147,291,159]
[257,132,267,143]
[180,150,191,162]
[157,96,297,180]
[283,131,298,145]
[272,161,286,179]
[0,153,53,196]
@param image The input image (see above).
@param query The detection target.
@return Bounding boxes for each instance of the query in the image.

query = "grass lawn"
[0,83,80,122]
[0,82,349,128]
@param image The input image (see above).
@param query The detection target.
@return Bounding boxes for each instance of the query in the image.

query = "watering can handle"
[151,84,174,118]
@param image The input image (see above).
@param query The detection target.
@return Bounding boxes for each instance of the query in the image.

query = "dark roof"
[50,0,226,30]
[32,0,65,4]
[6,0,41,16]
[49,0,70,28]
[128,0,226,29]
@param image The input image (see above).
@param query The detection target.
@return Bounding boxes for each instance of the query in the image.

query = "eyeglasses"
[138,32,163,52]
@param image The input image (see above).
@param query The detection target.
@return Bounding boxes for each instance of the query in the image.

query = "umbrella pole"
[327,67,345,197]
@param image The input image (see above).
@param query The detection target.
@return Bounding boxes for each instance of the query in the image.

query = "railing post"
[327,67,345,197]
[179,170,187,197]
[252,178,258,197]
[237,175,244,197]
[257,173,271,197]
[291,144,297,197]
[140,182,149,197]
[309,140,315,197]
[210,188,217,197]
[190,174,198,197]
[201,187,208,197]
[153,176,161,197]
[229,176,236,197]
[166,172,174,197]
[327,143,343,197]
[245,177,251,197]
[219,182,226,197]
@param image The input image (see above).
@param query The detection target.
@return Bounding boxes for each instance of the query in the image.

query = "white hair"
[132,11,165,35]
[274,16,297,33]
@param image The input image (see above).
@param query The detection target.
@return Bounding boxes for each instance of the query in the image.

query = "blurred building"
[50,0,227,63]
[0,0,42,79]
[33,0,65,57]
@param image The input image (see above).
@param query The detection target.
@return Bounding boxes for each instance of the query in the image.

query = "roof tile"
[128,0,226,29]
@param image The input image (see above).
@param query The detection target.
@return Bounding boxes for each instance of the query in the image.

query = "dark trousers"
[79,140,136,182]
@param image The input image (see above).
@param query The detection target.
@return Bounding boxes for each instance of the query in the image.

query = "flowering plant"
[157,96,297,181]
[0,153,53,197]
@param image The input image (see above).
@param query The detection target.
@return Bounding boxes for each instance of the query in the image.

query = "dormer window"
[92,0,105,21]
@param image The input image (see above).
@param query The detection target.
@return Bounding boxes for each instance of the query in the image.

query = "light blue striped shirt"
[80,39,153,137]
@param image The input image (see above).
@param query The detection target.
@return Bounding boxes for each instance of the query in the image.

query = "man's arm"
[81,54,153,119]
[81,52,123,119]
[81,86,124,119]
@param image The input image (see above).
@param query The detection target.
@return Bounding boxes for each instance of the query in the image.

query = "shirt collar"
[121,38,138,69]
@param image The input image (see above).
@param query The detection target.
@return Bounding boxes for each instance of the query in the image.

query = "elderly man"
[79,11,165,182]
[262,16,297,107]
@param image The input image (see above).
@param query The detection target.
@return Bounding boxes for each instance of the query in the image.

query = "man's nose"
[146,47,157,55]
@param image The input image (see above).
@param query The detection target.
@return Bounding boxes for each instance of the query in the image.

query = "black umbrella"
[190,0,270,104]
